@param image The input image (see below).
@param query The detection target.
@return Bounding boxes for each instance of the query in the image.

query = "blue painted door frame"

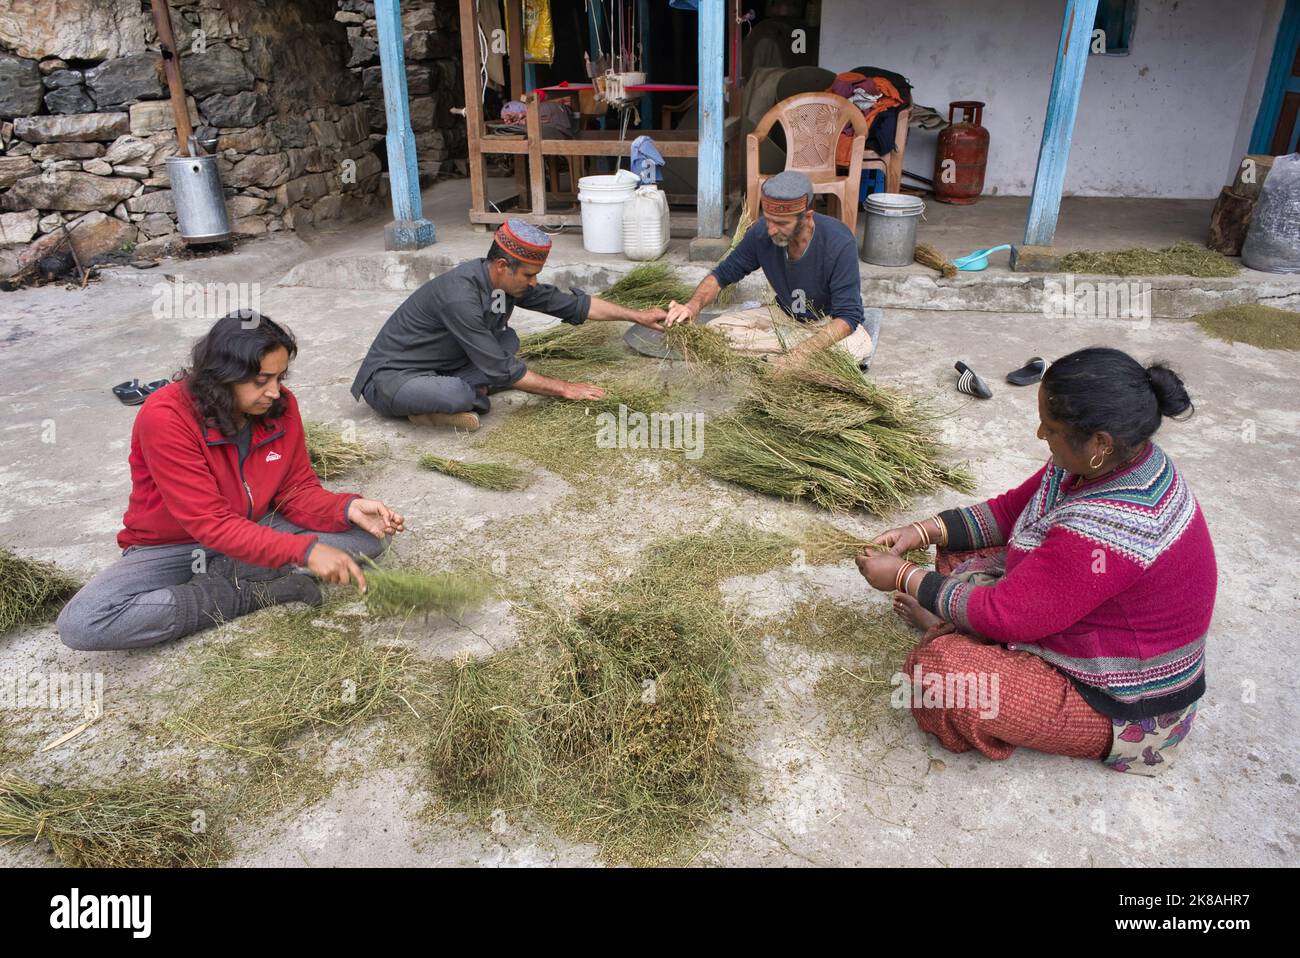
[1249,0,1300,155]
[1022,0,1100,248]
[375,0,436,250]
[697,0,725,237]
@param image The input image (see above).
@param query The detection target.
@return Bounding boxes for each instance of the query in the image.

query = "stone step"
[276,249,1300,319]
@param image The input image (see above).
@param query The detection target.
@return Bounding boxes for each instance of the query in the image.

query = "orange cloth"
[829,72,903,167]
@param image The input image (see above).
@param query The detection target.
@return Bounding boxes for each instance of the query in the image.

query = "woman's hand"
[307,542,367,591]
[347,498,404,539]
[855,551,907,593]
[871,524,927,556]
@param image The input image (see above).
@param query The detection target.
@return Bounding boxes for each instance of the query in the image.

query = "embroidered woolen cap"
[761,170,814,215]
[494,218,552,266]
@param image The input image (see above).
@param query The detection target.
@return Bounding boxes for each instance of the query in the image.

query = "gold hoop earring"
[1089,451,1105,470]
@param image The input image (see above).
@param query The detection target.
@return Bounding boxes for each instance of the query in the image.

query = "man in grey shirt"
[352,219,666,431]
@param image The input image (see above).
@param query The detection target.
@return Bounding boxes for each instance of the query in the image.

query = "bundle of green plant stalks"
[418,452,532,491]
[796,519,931,567]
[476,378,674,481]
[700,346,975,512]
[661,322,748,371]
[167,602,429,760]
[0,775,223,867]
[427,522,782,864]
[517,322,625,364]
[1058,242,1239,278]
[0,548,80,635]
[304,421,379,480]
[362,561,492,619]
[517,322,633,380]
[599,261,694,310]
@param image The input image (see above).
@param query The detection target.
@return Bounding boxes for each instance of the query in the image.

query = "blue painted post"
[697,0,725,237]
[374,0,435,250]
[1023,0,1100,248]
[637,0,652,137]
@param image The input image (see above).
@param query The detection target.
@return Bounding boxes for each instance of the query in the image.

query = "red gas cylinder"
[934,101,989,205]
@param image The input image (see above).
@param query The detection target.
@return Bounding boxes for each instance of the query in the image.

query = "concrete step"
[277,247,1300,319]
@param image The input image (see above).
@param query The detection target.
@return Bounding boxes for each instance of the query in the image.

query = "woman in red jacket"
[857,347,1214,775]
[58,311,405,651]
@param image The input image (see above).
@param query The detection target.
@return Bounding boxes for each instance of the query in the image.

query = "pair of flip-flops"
[112,378,170,406]
[954,358,1046,399]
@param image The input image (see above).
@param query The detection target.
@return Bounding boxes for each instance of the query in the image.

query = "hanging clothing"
[828,71,904,166]
[630,135,664,183]
[478,0,505,90]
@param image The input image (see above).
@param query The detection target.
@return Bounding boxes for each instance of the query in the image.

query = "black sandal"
[1006,357,1046,386]
[954,361,993,399]
[111,379,150,406]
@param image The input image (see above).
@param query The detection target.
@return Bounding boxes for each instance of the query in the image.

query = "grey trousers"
[57,513,384,652]
[361,365,498,418]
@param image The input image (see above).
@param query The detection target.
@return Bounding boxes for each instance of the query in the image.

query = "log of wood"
[1207,187,1256,256]
[1230,154,1274,201]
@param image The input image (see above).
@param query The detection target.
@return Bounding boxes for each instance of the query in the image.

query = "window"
[1092,0,1138,56]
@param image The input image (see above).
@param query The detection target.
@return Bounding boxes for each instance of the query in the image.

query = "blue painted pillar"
[697,0,725,237]
[1023,0,1099,247]
[375,0,435,250]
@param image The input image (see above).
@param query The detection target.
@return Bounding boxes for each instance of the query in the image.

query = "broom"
[418,453,532,491]
[361,558,492,619]
[914,242,957,279]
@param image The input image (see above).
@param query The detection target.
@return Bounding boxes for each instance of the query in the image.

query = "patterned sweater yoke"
[1011,444,1198,569]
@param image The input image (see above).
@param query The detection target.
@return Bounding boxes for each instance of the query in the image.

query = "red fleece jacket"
[117,382,358,568]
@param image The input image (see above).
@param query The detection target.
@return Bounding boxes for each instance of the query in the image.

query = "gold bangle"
[910,522,931,548]
[930,515,948,547]
[894,561,913,593]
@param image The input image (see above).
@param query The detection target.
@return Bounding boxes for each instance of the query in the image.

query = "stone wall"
[340,0,467,183]
[0,0,396,274]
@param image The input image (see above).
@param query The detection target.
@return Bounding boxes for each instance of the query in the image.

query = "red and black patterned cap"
[494,218,552,266]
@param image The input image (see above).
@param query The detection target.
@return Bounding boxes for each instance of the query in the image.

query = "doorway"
[1251,0,1300,155]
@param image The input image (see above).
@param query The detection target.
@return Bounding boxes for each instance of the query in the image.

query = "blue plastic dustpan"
[954,244,1012,271]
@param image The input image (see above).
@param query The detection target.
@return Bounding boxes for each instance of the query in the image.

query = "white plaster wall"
[818,0,1284,198]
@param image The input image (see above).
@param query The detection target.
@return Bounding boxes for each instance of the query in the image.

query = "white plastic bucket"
[861,192,926,267]
[578,169,640,254]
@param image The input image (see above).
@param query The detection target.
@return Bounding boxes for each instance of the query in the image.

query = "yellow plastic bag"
[524,0,554,65]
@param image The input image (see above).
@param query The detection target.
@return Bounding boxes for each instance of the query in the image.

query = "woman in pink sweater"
[857,347,1214,774]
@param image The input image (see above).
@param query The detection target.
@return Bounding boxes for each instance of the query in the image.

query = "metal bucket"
[861,192,925,267]
[165,154,231,243]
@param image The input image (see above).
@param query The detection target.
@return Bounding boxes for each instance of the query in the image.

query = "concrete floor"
[0,191,1297,867]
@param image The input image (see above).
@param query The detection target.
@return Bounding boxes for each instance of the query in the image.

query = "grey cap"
[761,170,814,208]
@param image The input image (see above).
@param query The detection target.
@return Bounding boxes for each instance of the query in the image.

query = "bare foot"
[893,590,942,631]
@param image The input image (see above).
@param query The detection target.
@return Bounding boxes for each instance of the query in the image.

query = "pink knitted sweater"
[917,443,1215,718]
